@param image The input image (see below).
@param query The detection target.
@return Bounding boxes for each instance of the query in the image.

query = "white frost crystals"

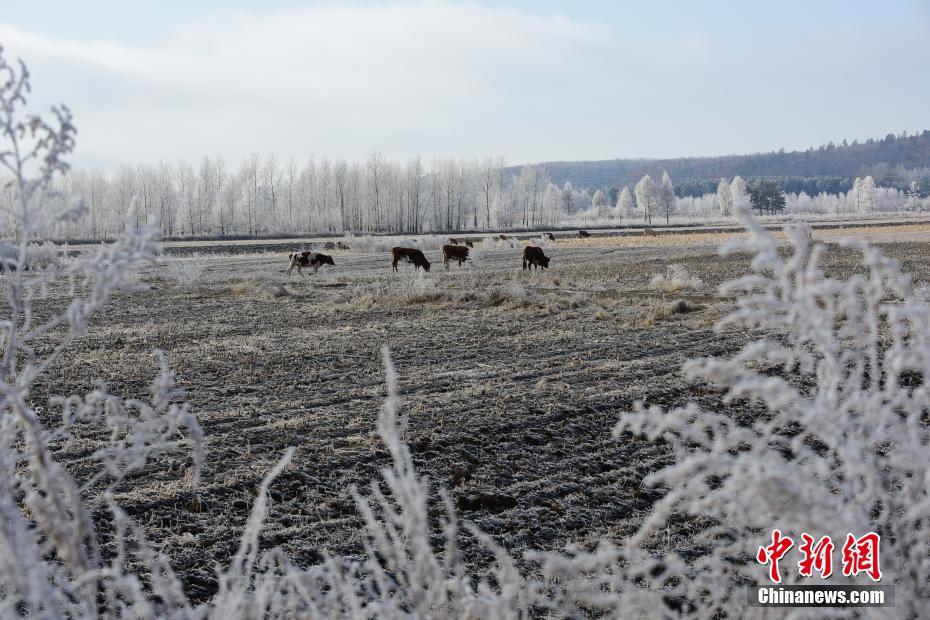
[4,45,930,618]
[614,208,930,617]
[0,47,204,617]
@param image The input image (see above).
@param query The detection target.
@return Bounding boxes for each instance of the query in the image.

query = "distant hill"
[521,130,930,197]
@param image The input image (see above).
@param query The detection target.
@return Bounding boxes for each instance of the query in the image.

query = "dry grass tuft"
[230,276,290,300]
[643,298,700,325]
[648,264,703,292]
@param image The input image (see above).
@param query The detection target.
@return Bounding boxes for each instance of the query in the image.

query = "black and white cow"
[287,251,335,276]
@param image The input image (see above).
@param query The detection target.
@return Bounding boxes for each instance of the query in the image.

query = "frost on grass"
[0,47,203,617]
[229,275,290,300]
[611,214,930,617]
[648,263,703,292]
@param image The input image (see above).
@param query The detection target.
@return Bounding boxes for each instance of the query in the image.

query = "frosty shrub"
[0,47,204,616]
[0,239,66,271]
[611,213,930,616]
[648,263,703,292]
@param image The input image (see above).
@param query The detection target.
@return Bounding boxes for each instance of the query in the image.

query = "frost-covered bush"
[648,263,703,292]
[0,48,204,617]
[0,239,66,270]
[611,213,930,616]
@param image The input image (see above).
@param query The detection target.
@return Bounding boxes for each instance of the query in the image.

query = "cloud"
[0,2,615,169]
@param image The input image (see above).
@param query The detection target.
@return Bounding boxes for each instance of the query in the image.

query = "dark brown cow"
[578,230,591,238]
[391,247,431,272]
[545,232,555,241]
[287,251,335,276]
[522,246,550,270]
[442,244,470,269]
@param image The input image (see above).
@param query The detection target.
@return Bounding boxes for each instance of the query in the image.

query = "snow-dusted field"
[36,229,930,601]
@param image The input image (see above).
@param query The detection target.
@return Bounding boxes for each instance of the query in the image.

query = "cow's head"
[321,254,335,266]
[422,259,431,272]
[541,256,551,268]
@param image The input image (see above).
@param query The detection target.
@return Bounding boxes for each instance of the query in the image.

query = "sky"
[0,0,928,170]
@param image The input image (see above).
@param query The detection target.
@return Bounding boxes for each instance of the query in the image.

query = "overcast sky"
[1,0,928,170]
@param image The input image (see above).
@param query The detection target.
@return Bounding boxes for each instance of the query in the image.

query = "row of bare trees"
[4,153,582,239]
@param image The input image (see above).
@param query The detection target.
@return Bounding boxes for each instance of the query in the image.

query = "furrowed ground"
[27,225,930,601]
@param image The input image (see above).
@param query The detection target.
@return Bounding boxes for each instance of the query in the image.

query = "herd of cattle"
[286,228,657,276]
[287,242,549,276]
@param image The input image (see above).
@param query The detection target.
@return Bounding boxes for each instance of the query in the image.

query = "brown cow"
[544,232,556,241]
[442,244,470,269]
[522,246,550,270]
[643,227,658,237]
[578,230,591,238]
[287,251,335,276]
[391,247,431,272]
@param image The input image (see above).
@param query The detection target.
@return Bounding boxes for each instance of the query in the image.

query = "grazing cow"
[442,244,470,269]
[522,246,550,270]
[578,230,591,238]
[336,241,350,250]
[464,240,474,248]
[287,251,335,276]
[643,227,658,237]
[391,247,431,272]
[545,232,556,241]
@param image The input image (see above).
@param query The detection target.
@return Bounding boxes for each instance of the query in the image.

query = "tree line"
[2,154,926,241]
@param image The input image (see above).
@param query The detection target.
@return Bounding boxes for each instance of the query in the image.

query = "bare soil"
[31,231,930,601]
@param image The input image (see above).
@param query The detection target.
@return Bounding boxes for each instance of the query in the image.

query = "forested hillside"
[532,130,930,196]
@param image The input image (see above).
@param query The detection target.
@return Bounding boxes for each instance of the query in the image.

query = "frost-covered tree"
[906,181,921,210]
[716,177,732,216]
[658,171,675,224]
[617,185,633,219]
[591,188,609,219]
[561,181,575,215]
[634,174,657,224]
[861,175,876,214]
[730,174,749,215]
